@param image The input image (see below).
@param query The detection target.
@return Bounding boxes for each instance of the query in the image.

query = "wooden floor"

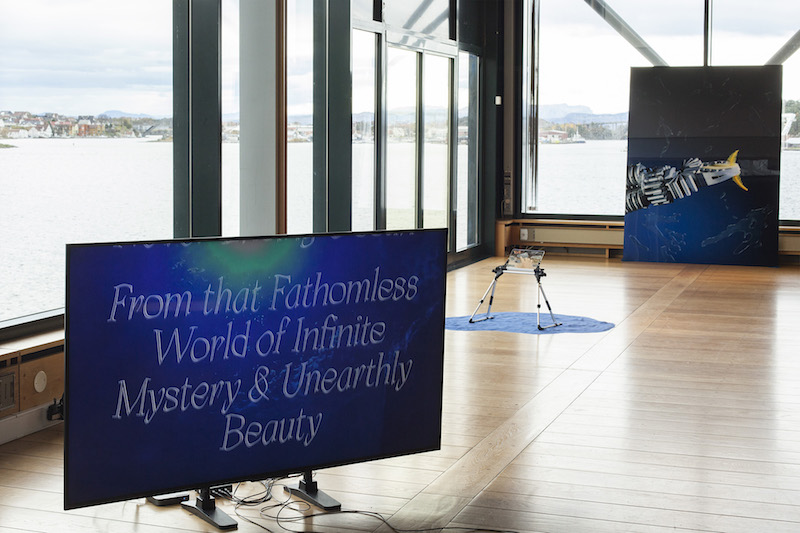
[3,255,800,532]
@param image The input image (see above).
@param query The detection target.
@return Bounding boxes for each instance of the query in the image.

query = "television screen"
[64,230,447,510]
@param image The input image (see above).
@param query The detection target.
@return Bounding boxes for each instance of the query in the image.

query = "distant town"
[0,110,247,143]
[0,110,177,140]
[5,102,798,147]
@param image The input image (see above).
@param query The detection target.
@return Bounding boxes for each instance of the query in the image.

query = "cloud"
[1,0,172,116]
[537,0,800,112]
[545,0,800,38]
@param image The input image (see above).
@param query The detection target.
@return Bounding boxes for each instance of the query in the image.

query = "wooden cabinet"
[0,330,64,418]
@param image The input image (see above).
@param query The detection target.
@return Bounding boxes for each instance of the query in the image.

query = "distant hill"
[99,111,241,122]
[288,114,312,125]
[539,103,592,121]
[539,104,627,125]
[556,111,628,124]
[250,105,628,127]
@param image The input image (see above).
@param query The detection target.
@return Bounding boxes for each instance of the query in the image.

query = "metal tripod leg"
[536,280,562,330]
[469,275,500,323]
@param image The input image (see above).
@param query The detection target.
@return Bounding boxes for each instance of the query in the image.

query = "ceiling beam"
[583,0,668,67]
[767,28,800,65]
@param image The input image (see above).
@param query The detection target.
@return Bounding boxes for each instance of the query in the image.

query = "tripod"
[532,265,561,330]
[469,263,561,330]
[469,264,505,323]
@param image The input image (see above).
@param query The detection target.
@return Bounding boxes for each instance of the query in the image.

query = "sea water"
[1,138,798,321]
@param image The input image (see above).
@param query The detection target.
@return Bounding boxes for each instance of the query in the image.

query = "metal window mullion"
[373,32,387,230]
[415,51,424,229]
[450,53,459,251]
[327,0,352,232]
[277,0,287,234]
[312,0,329,233]
[446,55,455,251]
[173,0,222,239]
[173,0,190,238]
[375,33,387,231]
[530,0,540,214]
[190,0,222,238]
[469,54,481,246]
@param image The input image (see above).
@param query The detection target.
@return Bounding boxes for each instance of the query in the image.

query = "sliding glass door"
[422,54,451,230]
[385,46,419,230]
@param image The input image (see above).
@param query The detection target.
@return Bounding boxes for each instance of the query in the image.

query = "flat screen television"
[64,230,447,512]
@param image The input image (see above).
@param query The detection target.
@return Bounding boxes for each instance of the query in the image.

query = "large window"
[1,1,486,326]
[524,0,800,222]
[0,1,173,323]
[524,0,704,217]
[385,48,456,234]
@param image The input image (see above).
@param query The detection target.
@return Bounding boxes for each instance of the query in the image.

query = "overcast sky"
[2,0,799,117]
[539,0,800,114]
[1,0,173,117]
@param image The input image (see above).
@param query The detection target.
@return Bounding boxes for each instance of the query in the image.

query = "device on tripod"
[469,248,561,330]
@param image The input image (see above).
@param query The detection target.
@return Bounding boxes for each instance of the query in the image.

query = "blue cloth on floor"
[445,312,614,335]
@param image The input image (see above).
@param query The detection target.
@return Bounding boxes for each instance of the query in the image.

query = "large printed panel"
[624,66,782,266]
[65,230,447,509]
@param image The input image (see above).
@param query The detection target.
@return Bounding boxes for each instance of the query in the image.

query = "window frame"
[521,0,800,225]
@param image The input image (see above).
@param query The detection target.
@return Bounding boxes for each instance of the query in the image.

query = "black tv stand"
[181,486,238,530]
[284,470,341,511]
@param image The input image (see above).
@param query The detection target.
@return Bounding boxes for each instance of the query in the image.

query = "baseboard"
[0,403,62,446]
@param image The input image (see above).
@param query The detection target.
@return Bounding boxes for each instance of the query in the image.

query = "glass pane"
[527,0,703,216]
[384,0,450,40]
[386,47,418,230]
[352,0,375,22]
[713,0,800,221]
[456,52,480,251]
[609,1,704,67]
[521,0,536,214]
[712,1,800,66]
[352,30,376,231]
[782,52,800,221]
[286,0,314,233]
[0,1,172,322]
[222,0,240,236]
[422,54,450,229]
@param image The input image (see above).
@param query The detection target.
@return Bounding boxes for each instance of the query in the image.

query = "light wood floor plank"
[518,440,800,478]
[4,256,800,532]
[463,489,800,533]
[534,431,800,472]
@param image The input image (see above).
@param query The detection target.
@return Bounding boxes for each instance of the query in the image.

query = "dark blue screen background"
[65,230,447,509]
